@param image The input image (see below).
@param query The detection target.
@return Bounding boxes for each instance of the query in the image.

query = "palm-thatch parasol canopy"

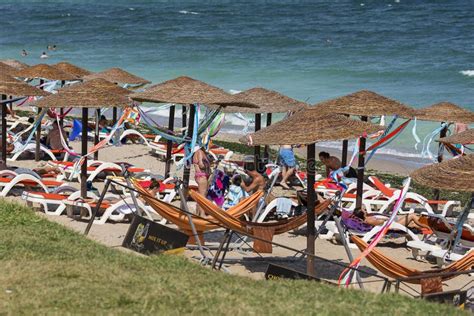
[0,62,19,77]
[415,102,474,124]
[130,76,257,111]
[84,67,150,85]
[0,59,29,70]
[312,90,415,119]
[0,73,49,97]
[215,87,309,113]
[437,129,474,145]
[53,62,92,78]
[411,154,474,192]
[239,107,383,146]
[35,78,131,108]
[15,64,78,81]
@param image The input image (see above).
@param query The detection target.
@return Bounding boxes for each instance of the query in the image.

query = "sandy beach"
[7,135,470,296]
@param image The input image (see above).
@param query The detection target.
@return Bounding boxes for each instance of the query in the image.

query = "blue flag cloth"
[69,119,82,141]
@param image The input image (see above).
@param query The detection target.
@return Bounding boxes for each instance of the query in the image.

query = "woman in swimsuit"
[354,206,430,231]
[192,147,211,217]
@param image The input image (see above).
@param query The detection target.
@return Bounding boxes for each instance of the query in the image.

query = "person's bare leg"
[281,167,294,189]
[396,214,430,230]
[195,177,208,217]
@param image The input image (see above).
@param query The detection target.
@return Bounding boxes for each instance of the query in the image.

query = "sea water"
[1,0,472,159]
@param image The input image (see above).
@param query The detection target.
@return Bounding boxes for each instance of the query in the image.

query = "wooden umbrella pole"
[182,104,195,192]
[341,140,348,167]
[60,80,65,127]
[0,95,6,170]
[182,105,187,136]
[433,123,448,205]
[94,109,100,160]
[355,116,368,211]
[341,114,350,167]
[254,113,262,172]
[112,107,117,125]
[164,105,175,178]
[35,79,44,161]
[263,113,272,164]
[306,143,316,277]
[81,108,88,198]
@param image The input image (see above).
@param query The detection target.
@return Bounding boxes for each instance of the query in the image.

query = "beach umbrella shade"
[0,62,20,77]
[415,102,474,125]
[311,90,416,211]
[415,102,474,200]
[0,74,49,169]
[14,63,79,81]
[35,78,132,197]
[53,61,93,79]
[216,87,309,170]
[84,67,150,86]
[411,154,474,255]
[240,108,382,277]
[437,129,474,145]
[0,59,29,70]
[411,154,474,193]
[131,76,257,185]
[16,64,86,160]
[84,67,150,133]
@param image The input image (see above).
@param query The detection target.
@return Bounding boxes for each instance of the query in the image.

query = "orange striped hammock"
[189,190,332,253]
[351,235,473,284]
[133,180,263,239]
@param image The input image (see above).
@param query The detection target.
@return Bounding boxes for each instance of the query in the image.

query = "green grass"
[0,201,466,315]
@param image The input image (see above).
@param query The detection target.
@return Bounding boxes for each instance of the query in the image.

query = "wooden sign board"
[423,288,471,310]
[123,215,189,255]
[265,264,333,285]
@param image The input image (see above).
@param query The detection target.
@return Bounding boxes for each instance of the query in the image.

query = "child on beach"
[223,175,247,210]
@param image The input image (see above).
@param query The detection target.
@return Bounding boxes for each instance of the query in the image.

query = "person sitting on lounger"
[242,162,265,194]
[223,174,248,209]
[46,121,66,150]
[353,206,430,231]
[319,151,357,179]
[193,146,211,216]
[99,115,111,133]
[0,142,15,154]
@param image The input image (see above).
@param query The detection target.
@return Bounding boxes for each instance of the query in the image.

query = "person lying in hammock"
[353,206,431,231]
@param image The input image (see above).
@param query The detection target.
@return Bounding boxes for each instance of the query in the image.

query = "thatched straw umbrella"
[217,87,308,170]
[438,129,474,145]
[84,67,150,86]
[84,67,150,154]
[415,102,474,125]
[241,108,382,276]
[131,76,255,184]
[0,59,29,70]
[0,62,19,77]
[414,102,474,202]
[15,64,79,82]
[0,74,49,169]
[53,62,93,128]
[53,62,92,79]
[411,154,474,193]
[312,90,415,211]
[411,154,474,225]
[35,78,132,197]
[15,64,79,161]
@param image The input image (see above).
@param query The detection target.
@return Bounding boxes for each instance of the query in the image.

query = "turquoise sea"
[1,0,473,158]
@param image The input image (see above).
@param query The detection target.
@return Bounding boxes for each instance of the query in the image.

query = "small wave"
[129,8,135,11]
[228,89,242,95]
[460,70,474,77]
[179,10,199,15]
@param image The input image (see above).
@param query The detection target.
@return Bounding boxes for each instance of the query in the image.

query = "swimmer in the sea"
[40,52,49,59]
